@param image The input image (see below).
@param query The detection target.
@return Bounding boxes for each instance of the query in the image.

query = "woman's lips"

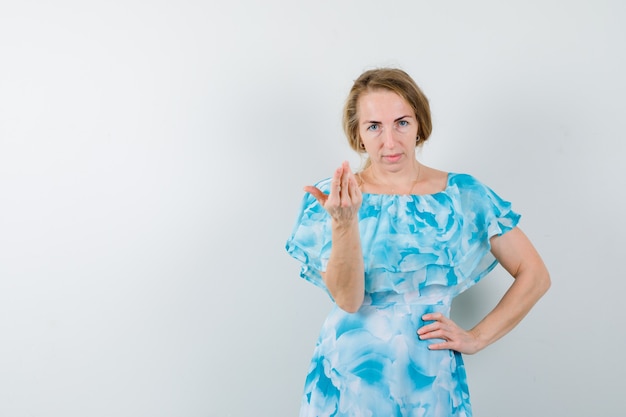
[383,154,402,163]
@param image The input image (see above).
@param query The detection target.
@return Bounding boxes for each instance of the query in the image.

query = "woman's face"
[358,89,419,172]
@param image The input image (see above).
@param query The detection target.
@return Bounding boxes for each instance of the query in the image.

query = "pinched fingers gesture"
[417,313,482,355]
[304,161,362,225]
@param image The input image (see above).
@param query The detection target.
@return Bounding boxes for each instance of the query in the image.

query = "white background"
[1,1,624,416]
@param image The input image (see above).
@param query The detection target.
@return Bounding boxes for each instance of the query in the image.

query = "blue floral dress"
[285,173,520,417]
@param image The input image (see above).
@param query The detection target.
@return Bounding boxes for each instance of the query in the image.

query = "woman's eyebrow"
[362,115,413,125]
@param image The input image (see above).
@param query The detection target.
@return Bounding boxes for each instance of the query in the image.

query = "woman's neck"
[359,162,422,194]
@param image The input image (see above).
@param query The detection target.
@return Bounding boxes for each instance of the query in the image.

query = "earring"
[416,135,421,144]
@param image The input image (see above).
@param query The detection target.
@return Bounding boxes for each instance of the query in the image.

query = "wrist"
[331,217,359,232]
[468,327,489,353]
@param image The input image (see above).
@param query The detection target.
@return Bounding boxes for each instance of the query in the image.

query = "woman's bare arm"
[418,227,551,354]
[305,161,365,313]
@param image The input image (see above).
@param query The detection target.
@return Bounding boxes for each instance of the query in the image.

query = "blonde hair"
[342,68,432,157]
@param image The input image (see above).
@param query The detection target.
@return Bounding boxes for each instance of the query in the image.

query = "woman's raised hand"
[304,161,362,225]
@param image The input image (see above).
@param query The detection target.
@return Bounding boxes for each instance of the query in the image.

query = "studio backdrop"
[0,1,624,416]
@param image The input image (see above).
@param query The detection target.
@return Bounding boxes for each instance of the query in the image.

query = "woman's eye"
[398,120,408,127]
[367,124,379,131]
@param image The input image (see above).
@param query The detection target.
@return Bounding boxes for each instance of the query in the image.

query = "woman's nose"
[382,129,396,147]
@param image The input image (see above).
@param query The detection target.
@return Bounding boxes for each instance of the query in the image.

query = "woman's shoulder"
[447,172,515,212]
[395,165,449,195]
[447,172,488,190]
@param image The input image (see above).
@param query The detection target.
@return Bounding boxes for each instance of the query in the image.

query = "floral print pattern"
[286,173,520,417]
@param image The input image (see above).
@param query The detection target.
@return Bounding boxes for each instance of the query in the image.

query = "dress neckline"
[360,172,453,198]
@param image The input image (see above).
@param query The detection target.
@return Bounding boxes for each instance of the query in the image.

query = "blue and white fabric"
[286,173,520,417]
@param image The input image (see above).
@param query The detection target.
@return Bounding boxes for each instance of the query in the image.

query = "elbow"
[335,294,365,314]
[338,303,362,314]
[534,267,551,298]
[540,270,551,295]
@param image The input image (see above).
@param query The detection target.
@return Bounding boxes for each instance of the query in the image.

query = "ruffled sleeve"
[356,173,521,297]
[285,173,521,300]
[285,178,333,295]
[440,173,521,296]
[468,176,520,239]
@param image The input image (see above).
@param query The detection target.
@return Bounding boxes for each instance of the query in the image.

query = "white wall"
[1,1,624,416]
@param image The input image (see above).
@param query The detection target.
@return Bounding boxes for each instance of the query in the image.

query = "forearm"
[323,218,365,313]
[470,266,550,351]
